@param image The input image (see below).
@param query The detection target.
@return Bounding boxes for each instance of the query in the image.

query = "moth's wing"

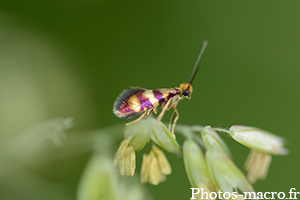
[129,86,149,90]
[113,87,146,119]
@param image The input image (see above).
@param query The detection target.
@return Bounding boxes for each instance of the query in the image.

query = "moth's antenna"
[188,40,208,85]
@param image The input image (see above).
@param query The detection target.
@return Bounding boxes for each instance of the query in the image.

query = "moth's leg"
[168,110,176,131]
[171,106,179,138]
[153,107,157,114]
[126,109,153,126]
[157,100,171,121]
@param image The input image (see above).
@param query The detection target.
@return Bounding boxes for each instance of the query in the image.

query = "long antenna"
[188,40,208,84]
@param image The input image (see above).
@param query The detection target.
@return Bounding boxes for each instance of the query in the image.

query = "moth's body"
[113,41,207,137]
[113,87,180,118]
[113,83,193,136]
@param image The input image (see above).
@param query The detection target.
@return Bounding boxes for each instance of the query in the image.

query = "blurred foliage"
[0,1,299,199]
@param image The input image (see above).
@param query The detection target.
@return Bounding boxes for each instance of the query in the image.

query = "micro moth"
[113,41,208,137]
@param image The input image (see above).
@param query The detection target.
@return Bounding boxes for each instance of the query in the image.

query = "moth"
[113,41,208,137]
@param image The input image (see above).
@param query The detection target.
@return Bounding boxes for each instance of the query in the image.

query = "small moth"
[113,41,208,137]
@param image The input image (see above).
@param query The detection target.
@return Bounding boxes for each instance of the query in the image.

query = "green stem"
[212,127,232,135]
[174,124,205,146]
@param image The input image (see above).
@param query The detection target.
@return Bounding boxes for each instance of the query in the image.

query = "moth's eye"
[182,90,189,96]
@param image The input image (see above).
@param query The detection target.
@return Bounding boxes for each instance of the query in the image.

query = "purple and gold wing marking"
[135,92,154,111]
[167,89,179,99]
[153,89,164,104]
[113,88,145,119]
[153,88,179,104]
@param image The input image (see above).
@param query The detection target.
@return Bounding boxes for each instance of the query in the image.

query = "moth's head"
[179,83,193,99]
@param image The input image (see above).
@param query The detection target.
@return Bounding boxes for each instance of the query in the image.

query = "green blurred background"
[0,1,299,199]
